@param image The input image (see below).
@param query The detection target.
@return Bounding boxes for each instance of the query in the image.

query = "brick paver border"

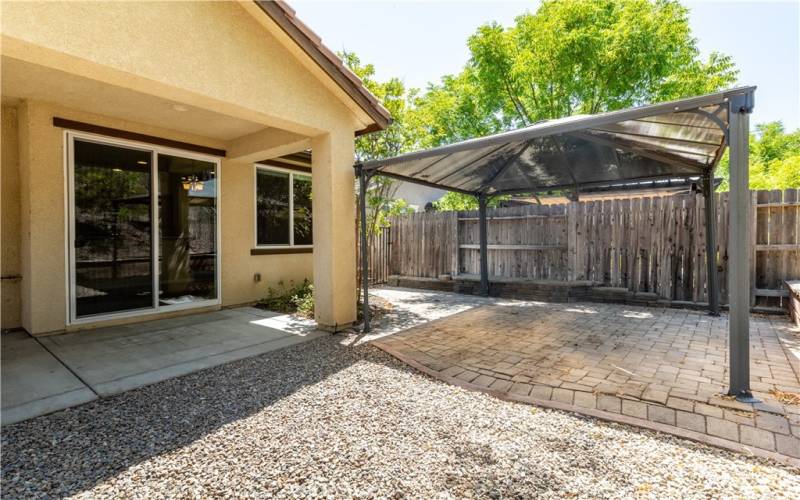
[374,339,800,468]
[372,304,800,469]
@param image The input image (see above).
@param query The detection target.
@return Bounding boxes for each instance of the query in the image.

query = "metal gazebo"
[356,86,755,400]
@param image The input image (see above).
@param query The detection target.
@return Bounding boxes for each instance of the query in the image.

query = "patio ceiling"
[360,87,755,196]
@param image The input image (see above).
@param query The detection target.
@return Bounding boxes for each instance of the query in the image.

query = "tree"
[716,121,800,190]
[342,52,418,163]
[342,51,416,230]
[432,192,509,211]
[415,0,738,141]
[409,70,503,148]
[341,52,416,279]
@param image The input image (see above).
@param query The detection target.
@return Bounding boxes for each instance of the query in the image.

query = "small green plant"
[259,279,314,317]
[292,283,314,318]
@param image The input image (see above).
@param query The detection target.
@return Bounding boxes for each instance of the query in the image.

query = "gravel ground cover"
[3,332,799,499]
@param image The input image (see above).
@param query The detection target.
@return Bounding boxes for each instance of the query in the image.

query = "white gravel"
[2,332,799,499]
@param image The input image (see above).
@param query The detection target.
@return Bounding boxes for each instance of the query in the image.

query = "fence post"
[451,211,459,278]
[703,175,720,316]
[567,201,578,281]
[478,195,489,296]
[750,191,757,307]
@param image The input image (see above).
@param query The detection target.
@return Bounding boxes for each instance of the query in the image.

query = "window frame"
[253,163,313,249]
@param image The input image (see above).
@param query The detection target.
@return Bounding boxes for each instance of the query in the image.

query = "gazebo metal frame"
[355,86,756,401]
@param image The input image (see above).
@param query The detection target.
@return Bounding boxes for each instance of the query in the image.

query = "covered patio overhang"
[356,86,756,400]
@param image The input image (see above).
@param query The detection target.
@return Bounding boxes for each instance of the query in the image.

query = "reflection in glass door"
[73,140,154,317]
[158,154,217,305]
[69,135,219,321]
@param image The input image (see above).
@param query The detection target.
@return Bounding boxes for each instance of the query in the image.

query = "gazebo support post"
[357,164,371,333]
[703,174,720,316]
[727,91,755,401]
[478,194,489,296]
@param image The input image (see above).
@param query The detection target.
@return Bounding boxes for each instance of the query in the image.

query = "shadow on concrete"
[1,335,370,497]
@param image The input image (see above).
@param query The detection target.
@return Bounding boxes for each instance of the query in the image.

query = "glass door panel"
[157,154,217,305]
[73,140,154,317]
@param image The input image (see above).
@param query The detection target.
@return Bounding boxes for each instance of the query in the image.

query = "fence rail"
[367,188,800,308]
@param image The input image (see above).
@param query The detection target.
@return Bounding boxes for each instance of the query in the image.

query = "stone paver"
[373,299,800,464]
[676,411,706,433]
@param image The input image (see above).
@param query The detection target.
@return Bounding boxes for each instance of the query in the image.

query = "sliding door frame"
[64,130,222,326]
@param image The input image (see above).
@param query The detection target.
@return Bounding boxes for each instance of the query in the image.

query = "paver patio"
[373,299,800,463]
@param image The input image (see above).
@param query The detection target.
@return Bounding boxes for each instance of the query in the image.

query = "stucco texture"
[2,1,363,334]
[220,159,314,307]
[8,100,327,334]
[1,1,368,136]
[2,105,21,329]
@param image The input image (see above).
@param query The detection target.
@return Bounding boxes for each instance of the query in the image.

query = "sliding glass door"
[157,154,217,305]
[68,135,219,322]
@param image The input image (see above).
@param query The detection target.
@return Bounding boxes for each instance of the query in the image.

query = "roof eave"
[253,1,391,135]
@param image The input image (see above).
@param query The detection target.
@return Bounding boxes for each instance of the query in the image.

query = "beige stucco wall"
[220,159,313,307]
[10,100,290,334]
[1,105,22,329]
[1,1,367,136]
[311,131,357,328]
[3,1,362,333]
[11,99,319,334]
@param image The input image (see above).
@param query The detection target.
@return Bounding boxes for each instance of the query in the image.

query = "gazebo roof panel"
[361,87,754,195]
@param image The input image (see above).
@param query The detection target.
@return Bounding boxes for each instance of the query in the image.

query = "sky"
[292,0,800,132]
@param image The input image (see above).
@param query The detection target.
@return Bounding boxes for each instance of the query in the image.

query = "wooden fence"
[367,189,800,308]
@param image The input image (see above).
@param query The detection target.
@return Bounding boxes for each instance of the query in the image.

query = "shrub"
[292,282,314,318]
[259,279,314,318]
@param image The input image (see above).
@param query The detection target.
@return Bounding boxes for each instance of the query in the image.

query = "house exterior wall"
[311,131,356,328]
[1,105,22,329]
[0,1,367,136]
[220,159,313,307]
[2,1,363,333]
[9,100,317,335]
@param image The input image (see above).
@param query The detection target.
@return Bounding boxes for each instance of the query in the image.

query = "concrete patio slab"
[373,300,800,465]
[1,331,97,425]
[39,308,324,397]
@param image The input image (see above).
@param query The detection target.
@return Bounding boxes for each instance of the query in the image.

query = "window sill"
[250,247,313,255]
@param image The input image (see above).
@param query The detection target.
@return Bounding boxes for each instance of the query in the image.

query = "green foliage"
[341,52,418,246]
[432,192,510,211]
[339,1,800,203]
[370,195,413,230]
[716,122,800,190]
[341,51,419,161]
[259,279,314,317]
[292,282,315,318]
[410,70,503,148]
[413,0,738,140]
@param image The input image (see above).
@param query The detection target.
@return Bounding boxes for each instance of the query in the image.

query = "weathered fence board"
[370,189,800,306]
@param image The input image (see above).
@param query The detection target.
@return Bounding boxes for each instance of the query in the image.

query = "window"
[255,166,312,246]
